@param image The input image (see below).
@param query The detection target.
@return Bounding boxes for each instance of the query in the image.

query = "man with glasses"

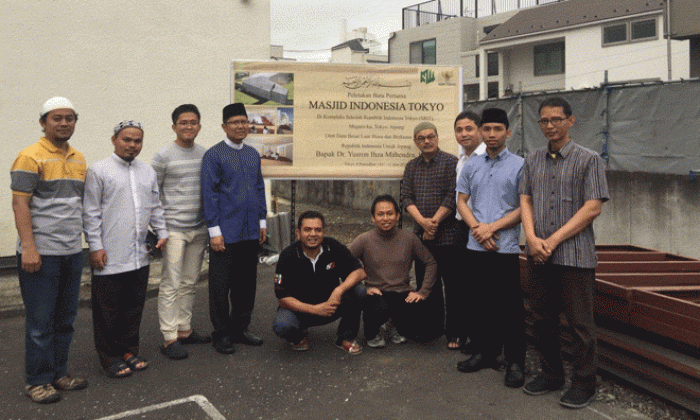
[11,97,88,403]
[400,122,460,343]
[153,104,211,360]
[202,103,267,354]
[520,97,609,408]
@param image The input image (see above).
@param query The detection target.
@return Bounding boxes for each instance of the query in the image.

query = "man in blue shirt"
[201,103,267,354]
[455,108,525,388]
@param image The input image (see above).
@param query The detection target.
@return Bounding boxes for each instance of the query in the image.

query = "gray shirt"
[83,154,168,275]
[151,142,206,232]
[519,140,609,269]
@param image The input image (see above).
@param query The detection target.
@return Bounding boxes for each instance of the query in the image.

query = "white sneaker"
[367,335,386,348]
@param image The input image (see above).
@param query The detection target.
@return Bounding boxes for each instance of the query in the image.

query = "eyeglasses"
[176,120,199,126]
[537,117,567,126]
[415,134,437,142]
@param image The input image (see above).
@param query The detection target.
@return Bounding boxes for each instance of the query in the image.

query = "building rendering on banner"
[389,0,694,101]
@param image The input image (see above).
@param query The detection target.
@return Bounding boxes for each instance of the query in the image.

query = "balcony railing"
[403,0,566,29]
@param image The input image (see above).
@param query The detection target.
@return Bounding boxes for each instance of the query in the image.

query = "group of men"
[12,98,267,403]
[12,95,607,410]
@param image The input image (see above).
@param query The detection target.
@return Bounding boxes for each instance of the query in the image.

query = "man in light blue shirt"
[83,120,168,379]
[455,108,525,389]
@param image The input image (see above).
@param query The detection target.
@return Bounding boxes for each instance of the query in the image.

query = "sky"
[270,0,420,62]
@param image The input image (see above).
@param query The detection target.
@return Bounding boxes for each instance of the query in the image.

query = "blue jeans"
[18,252,83,385]
[273,283,366,345]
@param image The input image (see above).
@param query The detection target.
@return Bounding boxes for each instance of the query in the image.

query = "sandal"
[123,353,149,371]
[105,362,132,379]
[335,339,363,355]
[447,337,462,350]
[25,384,61,404]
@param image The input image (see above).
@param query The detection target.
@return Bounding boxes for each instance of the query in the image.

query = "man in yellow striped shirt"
[11,97,88,404]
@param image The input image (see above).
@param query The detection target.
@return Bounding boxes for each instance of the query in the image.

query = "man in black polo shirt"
[273,210,367,355]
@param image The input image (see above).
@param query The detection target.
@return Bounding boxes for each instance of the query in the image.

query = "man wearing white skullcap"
[11,97,88,404]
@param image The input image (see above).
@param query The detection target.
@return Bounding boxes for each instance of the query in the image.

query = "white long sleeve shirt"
[83,154,168,275]
[455,142,487,221]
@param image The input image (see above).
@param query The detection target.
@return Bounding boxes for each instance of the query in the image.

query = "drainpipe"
[601,70,610,163]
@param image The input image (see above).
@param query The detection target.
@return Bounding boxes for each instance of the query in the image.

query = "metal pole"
[665,0,673,81]
[602,70,610,163]
[290,180,296,241]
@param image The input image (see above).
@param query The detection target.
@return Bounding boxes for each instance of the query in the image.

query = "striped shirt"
[519,140,609,268]
[401,149,459,246]
[151,142,206,232]
[10,137,86,255]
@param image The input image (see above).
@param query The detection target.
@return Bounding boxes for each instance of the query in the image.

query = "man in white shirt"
[450,110,486,351]
[83,121,168,379]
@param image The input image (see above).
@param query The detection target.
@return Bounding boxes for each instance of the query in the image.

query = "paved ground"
[0,262,652,420]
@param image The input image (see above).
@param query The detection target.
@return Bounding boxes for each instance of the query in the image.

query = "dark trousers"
[363,291,431,341]
[528,260,597,382]
[18,252,83,385]
[467,250,525,365]
[272,283,366,344]
[208,240,258,341]
[415,244,463,341]
[92,266,149,369]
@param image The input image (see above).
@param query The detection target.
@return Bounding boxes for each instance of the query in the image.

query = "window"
[534,42,564,76]
[603,24,627,44]
[409,39,436,64]
[631,19,656,40]
[475,52,499,78]
[603,18,657,46]
[487,52,499,76]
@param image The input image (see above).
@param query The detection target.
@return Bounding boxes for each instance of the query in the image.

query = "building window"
[534,41,564,76]
[603,18,657,46]
[487,52,499,76]
[410,39,436,64]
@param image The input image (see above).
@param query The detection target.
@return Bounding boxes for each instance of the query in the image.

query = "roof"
[480,0,664,44]
[331,38,369,53]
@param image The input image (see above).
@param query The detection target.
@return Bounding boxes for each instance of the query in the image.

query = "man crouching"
[272,211,366,354]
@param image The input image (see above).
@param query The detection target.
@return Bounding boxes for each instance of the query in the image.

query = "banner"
[232,61,462,178]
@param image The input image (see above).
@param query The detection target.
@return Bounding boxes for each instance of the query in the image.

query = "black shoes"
[213,336,236,354]
[523,374,565,396]
[179,330,212,345]
[504,363,525,388]
[560,381,596,409]
[456,354,498,373]
[160,341,188,360]
[232,331,264,346]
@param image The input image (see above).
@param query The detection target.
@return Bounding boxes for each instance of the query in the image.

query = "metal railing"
[402,0,566,29]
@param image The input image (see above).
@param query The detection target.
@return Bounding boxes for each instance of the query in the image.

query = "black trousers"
[415,243,464,341]
[208,239,259,341]
[363,291,432,341]
[528,260,597,382]
[466,250,525,365]
[92,266,149,369]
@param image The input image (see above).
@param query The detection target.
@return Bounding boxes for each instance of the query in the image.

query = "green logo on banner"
[420,69,435,84]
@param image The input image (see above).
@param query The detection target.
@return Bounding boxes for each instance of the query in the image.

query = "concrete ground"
[0,263,651,420]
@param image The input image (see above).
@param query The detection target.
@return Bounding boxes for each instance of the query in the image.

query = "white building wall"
[565,18,690,89]
[505,43,565,92]
[0,0,270,256]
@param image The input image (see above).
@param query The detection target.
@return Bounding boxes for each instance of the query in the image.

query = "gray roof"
[480,0,663,44]
[331,38,369,52]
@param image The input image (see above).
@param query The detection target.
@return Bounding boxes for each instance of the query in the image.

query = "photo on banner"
[232,61,462,178]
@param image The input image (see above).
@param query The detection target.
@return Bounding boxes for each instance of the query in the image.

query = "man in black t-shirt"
[273,211,366,355]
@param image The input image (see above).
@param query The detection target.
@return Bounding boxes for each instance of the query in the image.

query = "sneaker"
[386,324,407,344]
[290,337,310,351]
[52,375,88,391]
[523,374,565,396]
[367,335,386,348]
[560,382,596,409]
[25,384,61,404]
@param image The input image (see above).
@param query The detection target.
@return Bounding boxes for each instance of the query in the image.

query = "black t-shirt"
[274,237,362,304]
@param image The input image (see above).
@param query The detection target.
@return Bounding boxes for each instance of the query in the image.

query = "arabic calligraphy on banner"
[232,61,462,179]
